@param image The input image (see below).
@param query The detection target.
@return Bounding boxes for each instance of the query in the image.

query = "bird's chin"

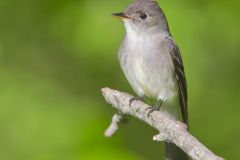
[123,20,144,37]
[122,18,131,23]
[123,20,135,30]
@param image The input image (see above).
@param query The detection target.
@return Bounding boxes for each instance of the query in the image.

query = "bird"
[112,0,189,159]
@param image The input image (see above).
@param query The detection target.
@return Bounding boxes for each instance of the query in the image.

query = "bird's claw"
[146,106,160,117]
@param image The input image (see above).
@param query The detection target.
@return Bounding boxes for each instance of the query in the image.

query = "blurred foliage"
[0,0,240,159]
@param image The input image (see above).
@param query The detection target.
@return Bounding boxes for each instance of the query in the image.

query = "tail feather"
[165,143,190,160]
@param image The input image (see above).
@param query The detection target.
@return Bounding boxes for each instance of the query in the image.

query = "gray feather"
[165,37,188,126]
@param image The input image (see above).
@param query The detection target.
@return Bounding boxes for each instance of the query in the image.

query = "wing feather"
[165,37,188,126]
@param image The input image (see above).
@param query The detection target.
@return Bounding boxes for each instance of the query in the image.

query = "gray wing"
[165,37,188,126]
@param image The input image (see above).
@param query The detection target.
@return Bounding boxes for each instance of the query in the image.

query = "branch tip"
[153,133,169,142]
[104,113,124,137]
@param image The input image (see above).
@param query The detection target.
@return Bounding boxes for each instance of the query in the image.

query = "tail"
[165,143,190,160]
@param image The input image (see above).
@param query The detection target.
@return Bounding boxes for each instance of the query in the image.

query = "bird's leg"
[129,96,144,107]
[146,99,164,117]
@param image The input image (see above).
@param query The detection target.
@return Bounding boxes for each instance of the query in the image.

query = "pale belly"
[138,59,174,97]
[120,49,177,101]
[119,32,179,102]
[118,28,182,120]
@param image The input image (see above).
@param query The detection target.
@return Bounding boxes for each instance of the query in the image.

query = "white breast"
[119,21,177,101]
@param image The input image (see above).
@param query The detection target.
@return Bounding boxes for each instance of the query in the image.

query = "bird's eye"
[140,13,147,20]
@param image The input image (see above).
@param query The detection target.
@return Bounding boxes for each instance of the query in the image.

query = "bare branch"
[104,113,124,137]
[102,87,224,160]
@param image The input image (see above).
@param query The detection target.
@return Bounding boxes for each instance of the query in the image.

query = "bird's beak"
[112,12,129,20]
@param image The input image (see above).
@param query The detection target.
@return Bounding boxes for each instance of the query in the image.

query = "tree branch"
[102,87,224,160]
[104,113,124,137]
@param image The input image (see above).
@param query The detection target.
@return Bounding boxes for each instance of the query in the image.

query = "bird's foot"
[129,96,144,107]
[146,100,163,117]
[146,106,161,117]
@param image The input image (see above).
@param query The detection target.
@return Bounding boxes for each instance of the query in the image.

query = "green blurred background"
[0,0,239,159]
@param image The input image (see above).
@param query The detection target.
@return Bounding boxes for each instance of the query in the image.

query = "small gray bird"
[113,0,189,159]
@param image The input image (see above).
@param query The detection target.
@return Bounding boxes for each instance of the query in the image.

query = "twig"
[104,113,124,137]
[102,87,224,160]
